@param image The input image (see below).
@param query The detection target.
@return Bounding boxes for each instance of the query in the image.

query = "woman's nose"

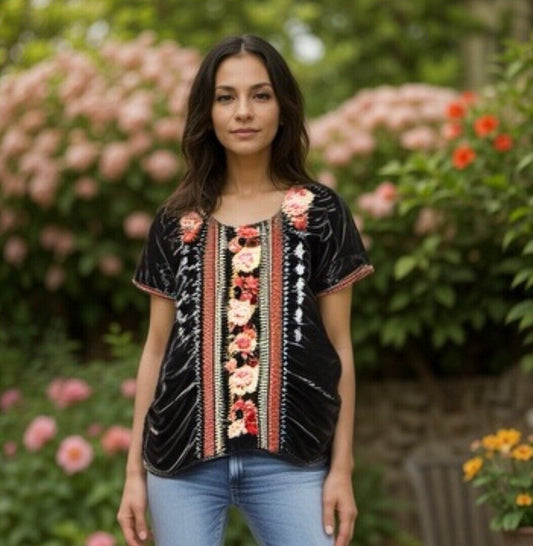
[235,98,253,120]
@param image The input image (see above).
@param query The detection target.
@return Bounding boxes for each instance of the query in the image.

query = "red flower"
[236,226,260,239]
[446,101,466,119]
[460,91,476,105]
[452,144,476,169]
[493,134,513,152]
[474,114,499,137]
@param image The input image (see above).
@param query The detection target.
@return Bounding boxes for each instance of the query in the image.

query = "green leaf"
[511,269,533,288]
[506,300,533,323]
[516,152,533,173]
[519,353,533,372]
[388,292,411,312]
[394,256,417,280]
[433,285,456,308]
[502,511,524,531]
[523,240,533,255]
[509,475,532,488]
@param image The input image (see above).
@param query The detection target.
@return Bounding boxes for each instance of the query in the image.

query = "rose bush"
[0,32,200,351]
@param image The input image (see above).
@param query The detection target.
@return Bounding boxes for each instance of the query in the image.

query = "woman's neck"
[223,152,277,196]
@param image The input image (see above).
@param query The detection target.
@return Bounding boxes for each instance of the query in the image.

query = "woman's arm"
[117,294,175,546]
[318,285,358,546]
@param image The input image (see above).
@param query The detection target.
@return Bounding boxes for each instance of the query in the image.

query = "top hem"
[316,264,374,297]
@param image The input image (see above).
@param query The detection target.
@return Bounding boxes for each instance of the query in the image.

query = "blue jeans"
[146,451,334,546]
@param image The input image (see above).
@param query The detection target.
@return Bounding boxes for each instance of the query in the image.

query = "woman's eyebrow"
[214,82,273,91]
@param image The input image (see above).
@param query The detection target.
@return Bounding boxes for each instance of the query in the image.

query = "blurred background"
[0,1,532,545]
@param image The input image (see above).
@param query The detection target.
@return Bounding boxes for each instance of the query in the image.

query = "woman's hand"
[322,468,358,546]
[117,472,151,546]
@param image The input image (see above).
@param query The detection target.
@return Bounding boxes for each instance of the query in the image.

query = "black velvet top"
[133,181,373,476]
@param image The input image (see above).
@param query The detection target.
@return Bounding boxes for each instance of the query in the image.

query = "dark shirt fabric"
[133,181,373,476]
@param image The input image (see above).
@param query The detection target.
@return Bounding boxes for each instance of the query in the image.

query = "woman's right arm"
[117,294,175,546]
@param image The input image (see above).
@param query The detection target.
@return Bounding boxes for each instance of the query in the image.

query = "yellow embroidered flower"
[496,428,522,452]
[482,434,502,451]
[516,493,532,507]
[463,456,483,481]
[511,444,533,461]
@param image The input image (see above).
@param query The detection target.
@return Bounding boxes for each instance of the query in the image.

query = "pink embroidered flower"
[56,435,94,474]
[227,298,255,327]
[224,358,238,373]
[282,187,314,218]
[292,215,308,230]
[236,226,260,239]
[234,275,259,296]
[228,329,257,356]
[229,365,259,396]
[23,415,57,451]
[228,237,242,253]
[232,246,261,273]
[180,211,203,243]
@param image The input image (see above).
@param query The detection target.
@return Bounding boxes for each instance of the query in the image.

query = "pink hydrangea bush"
[0,33,200,344]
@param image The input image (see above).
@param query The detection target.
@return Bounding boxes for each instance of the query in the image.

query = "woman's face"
[211,53,280,161]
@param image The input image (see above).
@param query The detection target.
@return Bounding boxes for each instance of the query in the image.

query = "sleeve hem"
[316,264,374,297]
[132,279,175,301]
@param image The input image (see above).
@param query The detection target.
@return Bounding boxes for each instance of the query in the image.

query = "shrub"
[0,33,199,350]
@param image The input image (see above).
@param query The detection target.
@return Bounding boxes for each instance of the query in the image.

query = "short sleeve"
[132,208,180,301]
[311,192,374,297]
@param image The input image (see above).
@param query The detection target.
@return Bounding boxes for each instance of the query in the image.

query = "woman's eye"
[255,93,271,100]
[215,95,232,103]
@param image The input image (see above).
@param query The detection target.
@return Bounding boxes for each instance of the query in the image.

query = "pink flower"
[414,208,444,236]
[23,415,57,451]
[400,126,436,151]
[323,144,353,166]
[20,109,46,132]
[98,254,123,276]
[282,187,314,218]
[28,162,59,207]
[56,435,94,474]
[124,211,152,240]
[74,177,99,200]
[347,132,375,155]
[154,118,183,141]
[228,365,259,396]
[228,330,257,356]
[317,171,337,189]
[46,378,92,408]
[118,95,152,133]
[236,226,260,239]
[100,426,132,455]
[142,150,179,183]
[120,379,136,398]
[86,531,116,546]
[180,211,203,243]
[128,132,152,155]
[64,142,99,171]
[1,388,23,411]
[3,441,17,457]
[227,298,255,327]
[54,230,75,257]
[2,127,29,157]
[232,246,261,273]
[375,181,398,202]
[357,192,395,219]
[0,209,17,233]
[224,358,238,373]
[34,129,62,155]
[45,265,65,291]
[99,142,130,181]
[87,423,103,437]
[3,236,28,267]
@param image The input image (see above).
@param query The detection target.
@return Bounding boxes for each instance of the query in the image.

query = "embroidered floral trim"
[180,211,203,243]
[225,225,261,439]
[282,187,314,230]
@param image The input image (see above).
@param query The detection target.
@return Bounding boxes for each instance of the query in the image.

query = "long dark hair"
[164,34,314,218]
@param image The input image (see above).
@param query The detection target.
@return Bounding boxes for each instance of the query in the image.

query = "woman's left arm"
[318,284,358,546]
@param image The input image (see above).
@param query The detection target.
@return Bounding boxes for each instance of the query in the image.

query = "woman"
[117,35,373,546]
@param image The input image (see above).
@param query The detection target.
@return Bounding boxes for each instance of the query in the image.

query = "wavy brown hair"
[164,34,314,218]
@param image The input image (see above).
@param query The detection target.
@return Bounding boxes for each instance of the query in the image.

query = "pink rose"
[414,208,444,236]
[99,142,130,181]
[98,254,123,276]
[87,423,103,437]
[64,142,99,172]
[142,150,179,183]
[228,331,257,356]
[46,378,92,408]
[3,441,17,457]
[2,127,29,157]
[100,426,132,455]
[74,177,99,200]
[1,388,23,411]
[124,211,152,240]
[227,298,255,327]
[323,144,353,166]
[375,181,397,202]
[120,378,136,398]
[3,236,28,267]
[282,188,314,218]
[0,209,17,233]
[232,247,261,273]
[20,109,46,132]
[56,435,94,474]
[45,265,65,291]
[400,126,436,151]
[128,132,153,155]
[154,118,183,141]
[317,171,337,189]
[23,415,57,451]
[34,129,63,155]
[86,531,116,546]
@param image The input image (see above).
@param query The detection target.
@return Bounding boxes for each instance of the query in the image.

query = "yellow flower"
[512,444,533,461]
[497,428,522,453]
[482,434,502,451]
[463,456,483,481]
[516,493,532,507]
